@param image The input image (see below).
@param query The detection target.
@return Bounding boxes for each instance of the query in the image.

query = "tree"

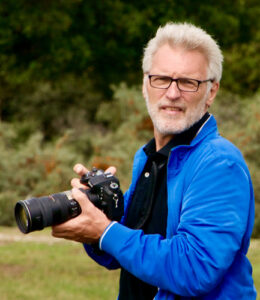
[0,0,259,136]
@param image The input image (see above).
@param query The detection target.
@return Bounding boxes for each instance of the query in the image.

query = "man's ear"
[206,81,219,108]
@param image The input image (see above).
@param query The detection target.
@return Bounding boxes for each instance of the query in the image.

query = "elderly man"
[52,22,256,299]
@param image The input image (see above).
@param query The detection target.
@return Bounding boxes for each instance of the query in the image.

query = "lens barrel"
[14,168,124,234]
[14,191,81,234]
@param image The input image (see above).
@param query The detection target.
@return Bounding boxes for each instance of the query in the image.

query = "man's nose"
[165,81,181,99]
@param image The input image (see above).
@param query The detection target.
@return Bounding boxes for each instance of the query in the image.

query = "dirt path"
[0,227,69,244]
[1,227,258,249]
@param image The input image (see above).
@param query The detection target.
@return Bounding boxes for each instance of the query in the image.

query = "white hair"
[142,22,223,82]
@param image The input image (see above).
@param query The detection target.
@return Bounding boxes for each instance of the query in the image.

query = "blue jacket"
[85,115,257,299]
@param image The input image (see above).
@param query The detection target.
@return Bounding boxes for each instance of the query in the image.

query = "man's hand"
[70,163,117,190]
[51,164,117,244]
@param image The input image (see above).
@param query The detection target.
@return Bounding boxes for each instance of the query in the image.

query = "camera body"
[14,168,124,234]
[81,168,124,221]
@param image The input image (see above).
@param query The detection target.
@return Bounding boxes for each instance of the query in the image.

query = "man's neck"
[154,133,174,152]
[154,112,210,151]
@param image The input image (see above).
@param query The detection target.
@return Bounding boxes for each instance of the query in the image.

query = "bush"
[91,83,153,189]
[1,84,259,238]
[0,122,83,226]
[2,75,104,140]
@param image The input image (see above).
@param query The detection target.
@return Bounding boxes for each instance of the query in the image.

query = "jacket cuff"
[99,221,118,250]
[99,221,135,256]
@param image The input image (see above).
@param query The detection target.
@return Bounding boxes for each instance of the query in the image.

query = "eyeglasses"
[148,75,214,92]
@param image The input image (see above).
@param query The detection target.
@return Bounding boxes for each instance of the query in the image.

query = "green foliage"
[223,33,260,95]
[0,84,260,237]
[0,1,260,129]
[2,74,104,139]
[87,83,153,189]
[0,122,83,226]
[0,1,260,233]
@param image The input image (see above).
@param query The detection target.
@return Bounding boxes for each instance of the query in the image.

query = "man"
[52,22,257,299]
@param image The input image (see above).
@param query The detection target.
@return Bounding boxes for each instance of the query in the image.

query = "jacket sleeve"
[99,157,253,296]
[83,243,120,269]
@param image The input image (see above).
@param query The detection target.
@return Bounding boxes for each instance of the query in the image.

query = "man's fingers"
[105,166,117,175]
[71,178,87,189]
[71,188,94,212]
[52,219,74,236]
[73,164,89,176]
[74,164,117,177]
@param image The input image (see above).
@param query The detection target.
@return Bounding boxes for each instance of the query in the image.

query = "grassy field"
[0,227,119,300]
[0,227,259,299]
[248,239,260,296]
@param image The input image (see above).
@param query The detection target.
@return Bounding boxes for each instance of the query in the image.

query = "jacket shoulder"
[199,134,246,166]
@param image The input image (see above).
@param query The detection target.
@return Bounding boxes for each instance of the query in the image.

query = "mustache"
[158,102,186,111]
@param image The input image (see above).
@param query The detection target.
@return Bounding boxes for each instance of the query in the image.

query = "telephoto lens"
[14,168,124,234]
[14,191,81,234]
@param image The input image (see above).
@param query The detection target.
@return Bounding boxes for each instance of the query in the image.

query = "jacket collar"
[189,114,218,147]
[139,114,218,160]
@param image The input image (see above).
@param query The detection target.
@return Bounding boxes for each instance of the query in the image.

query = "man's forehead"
[150,44,208,78]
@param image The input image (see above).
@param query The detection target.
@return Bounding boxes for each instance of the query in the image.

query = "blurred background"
[0,1,259,236]
[0,1,260,299]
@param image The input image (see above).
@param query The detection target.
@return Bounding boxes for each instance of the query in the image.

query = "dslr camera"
[14,168,124,234]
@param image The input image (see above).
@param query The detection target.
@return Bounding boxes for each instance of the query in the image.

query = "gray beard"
[144,91,209,136]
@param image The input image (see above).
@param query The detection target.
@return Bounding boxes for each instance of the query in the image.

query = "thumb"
[72,188,95,213]
[73,164,89,176]
[105,166,117,175]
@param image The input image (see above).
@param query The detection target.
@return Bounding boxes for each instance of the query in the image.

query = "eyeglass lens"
[150,76,199,91]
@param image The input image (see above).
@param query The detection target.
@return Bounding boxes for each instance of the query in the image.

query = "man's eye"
[179,78,197,87]
[153,77,170,84]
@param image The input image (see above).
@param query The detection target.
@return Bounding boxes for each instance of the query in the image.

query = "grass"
[248,239,260,295]
[0,227,259,299]
[0,227,119,300]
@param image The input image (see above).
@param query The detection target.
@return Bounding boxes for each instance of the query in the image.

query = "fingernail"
[75,165,82,173]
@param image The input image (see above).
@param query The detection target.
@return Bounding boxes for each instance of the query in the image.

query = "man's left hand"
[52,187,111,244]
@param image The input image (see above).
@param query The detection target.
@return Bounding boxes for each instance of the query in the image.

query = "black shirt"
[118,113,210,300]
